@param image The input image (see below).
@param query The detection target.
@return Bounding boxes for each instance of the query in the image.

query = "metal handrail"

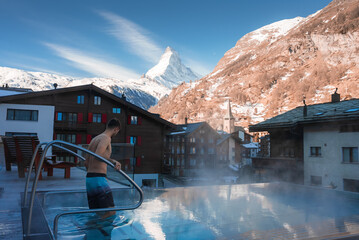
[24,140,143,239]
[23,143,86,206]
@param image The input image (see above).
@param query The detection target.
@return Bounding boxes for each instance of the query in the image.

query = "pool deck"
[0,163,126,240]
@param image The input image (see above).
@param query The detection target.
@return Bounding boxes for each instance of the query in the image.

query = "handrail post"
[23,142,47,207]
[25,140,143,239]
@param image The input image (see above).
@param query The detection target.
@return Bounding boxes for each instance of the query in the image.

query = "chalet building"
[249,92,359,192]
[164,121,221,177]
[0,84,175,187]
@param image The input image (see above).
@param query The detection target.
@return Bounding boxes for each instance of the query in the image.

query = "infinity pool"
[39,183,359,239]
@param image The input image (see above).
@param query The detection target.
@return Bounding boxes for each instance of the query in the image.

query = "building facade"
[250,94,359,191]
[164,122,221,177]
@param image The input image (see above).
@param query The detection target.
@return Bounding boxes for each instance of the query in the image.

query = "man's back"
[86,133,112,174]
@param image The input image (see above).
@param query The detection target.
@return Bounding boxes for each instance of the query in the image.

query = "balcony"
[252,157,303,170]
[54,121,87,130]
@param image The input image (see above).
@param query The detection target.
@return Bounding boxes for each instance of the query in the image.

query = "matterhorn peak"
[145,46,201,89]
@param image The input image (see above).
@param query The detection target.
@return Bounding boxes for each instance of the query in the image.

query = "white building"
[0,103,54,144]
[304,124,359,191]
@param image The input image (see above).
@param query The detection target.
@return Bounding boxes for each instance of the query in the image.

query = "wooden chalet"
[0,84,176,186]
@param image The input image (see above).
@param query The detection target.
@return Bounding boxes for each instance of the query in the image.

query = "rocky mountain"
[150,0,359,130]
[144,46,201,89]
[0,46,200,109]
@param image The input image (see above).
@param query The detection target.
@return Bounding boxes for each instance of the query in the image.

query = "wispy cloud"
[44,43,139,80]
[98,11,163,64]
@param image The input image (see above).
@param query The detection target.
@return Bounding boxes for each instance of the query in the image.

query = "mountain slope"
[150,0,359,129]
[0,46,200,109]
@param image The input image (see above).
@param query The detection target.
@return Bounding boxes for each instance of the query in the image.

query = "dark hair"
[107,118,121,130]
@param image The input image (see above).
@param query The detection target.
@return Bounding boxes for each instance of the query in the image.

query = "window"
[181,146,185,154]
[200,138,204,143]
[200,148,204,155]
[7,109,38,121]
[189,137,196,143]
[113,108,121,114]
[77,95,84,104]
[94,96,101,105]
[57,112,63,121]
[177,146,180,154]
[56,133,76,144]
[190,147,196,154]
[311,176,322,186]
[56,112,77,122]
[130,136,137,145]
[208,148,215,154]
[343,179,359,193]
[68,113,77,122]
[177,158,180,166]
[190,158,196,166]
[310,147,321,157]
[209,138,214,144]
[343,147,358,163]
[131,116,138,124]
[92,113,102,123]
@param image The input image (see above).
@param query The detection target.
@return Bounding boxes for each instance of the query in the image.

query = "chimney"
[185,117,188,125]
[331,88,340,103]
[53,83,58,89]
[303,100,307,117]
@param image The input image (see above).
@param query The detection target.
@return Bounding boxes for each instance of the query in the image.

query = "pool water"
[42,183,359,239]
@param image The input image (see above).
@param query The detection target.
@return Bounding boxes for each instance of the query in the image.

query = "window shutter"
[102,113,107,123]
[136,157,141,167]
[76,134,82,144]
[86,134,92,144]
[126,136,131,143]
[55,111,58,121]
[88,113,93,123]
[78,113,83,123]
[138,117,142,125]
[127,115,131,124]
[137,136,142,146]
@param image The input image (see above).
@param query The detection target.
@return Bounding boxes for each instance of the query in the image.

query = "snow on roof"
[242,142,259,149]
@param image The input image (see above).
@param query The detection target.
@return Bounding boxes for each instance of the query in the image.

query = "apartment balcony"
[252,157,303,170]
[54,121,88,130]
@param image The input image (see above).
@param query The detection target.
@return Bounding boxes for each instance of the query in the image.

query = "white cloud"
[44,43,139,80]
[98,11,163,64]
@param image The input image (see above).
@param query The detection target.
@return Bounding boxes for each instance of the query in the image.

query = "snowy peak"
[145,46,201,89]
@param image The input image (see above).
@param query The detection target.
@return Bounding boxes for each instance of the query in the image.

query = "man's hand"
[113,160,121,171]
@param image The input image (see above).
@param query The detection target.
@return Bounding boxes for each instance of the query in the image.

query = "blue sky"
[1,0,332,79]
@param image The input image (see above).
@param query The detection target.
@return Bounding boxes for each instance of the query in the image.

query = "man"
[85,118,122,219]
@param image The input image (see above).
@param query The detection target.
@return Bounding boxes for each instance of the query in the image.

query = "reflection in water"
[46,183,359,239]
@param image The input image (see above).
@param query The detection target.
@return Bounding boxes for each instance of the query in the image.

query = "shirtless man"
[85,118,122,218]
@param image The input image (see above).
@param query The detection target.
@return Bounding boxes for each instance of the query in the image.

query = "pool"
[34,182,359,239]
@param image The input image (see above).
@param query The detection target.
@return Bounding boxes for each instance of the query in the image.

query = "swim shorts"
[86,173,115,209]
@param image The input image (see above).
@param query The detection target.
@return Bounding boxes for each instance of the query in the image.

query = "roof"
[217,133,232,145]
[0,84,176,128]
[0,87,33,97]
[249,98,359,132]
[169,122,205,136]
[242,142,259,149]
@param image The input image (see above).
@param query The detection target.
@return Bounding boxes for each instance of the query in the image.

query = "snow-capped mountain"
[0,46,200,109]
[145,47,201,89]
[150,0,359,129]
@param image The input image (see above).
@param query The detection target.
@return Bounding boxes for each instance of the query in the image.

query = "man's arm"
[95,138,121,171]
